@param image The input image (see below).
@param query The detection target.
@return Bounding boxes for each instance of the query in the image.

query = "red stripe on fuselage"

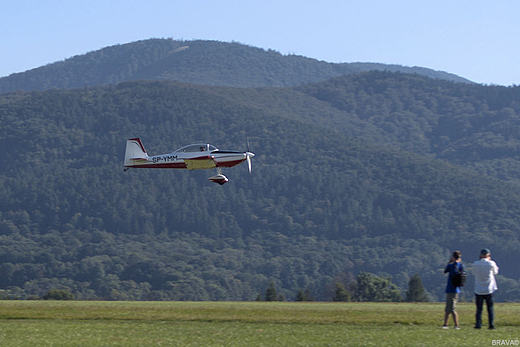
[127,163,187,169]
[124,157,246,169]
[216,158,246,168]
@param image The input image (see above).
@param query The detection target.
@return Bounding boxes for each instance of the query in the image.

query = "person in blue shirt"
[442,250,464,329]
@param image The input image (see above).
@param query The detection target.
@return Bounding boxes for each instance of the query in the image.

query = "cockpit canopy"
[173,144,218,153]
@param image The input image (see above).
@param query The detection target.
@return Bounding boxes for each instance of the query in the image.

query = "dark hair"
[452,251,461,260]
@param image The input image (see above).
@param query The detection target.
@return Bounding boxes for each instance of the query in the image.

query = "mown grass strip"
[0,301,518,346]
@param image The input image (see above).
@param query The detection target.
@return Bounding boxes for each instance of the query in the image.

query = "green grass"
[0,301,518,346]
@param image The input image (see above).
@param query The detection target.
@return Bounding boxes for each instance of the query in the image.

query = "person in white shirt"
[472,248,499,329]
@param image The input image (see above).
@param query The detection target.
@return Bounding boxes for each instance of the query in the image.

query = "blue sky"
[2,0,519,85]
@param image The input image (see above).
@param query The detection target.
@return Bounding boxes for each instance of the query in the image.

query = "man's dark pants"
[475,294,494,328]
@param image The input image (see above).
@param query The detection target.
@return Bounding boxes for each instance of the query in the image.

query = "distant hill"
[1,78,520,302]
[0,38,471,93]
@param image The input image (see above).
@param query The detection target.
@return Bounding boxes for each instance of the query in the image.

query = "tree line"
[2,272,429,303]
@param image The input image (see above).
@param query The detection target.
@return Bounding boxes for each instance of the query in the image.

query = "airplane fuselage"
[132,151,248,169]
[123,139,254,184]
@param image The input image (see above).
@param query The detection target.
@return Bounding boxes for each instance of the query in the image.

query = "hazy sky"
[2,0,519,85]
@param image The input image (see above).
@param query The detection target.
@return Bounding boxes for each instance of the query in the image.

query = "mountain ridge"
[0,38,471,93]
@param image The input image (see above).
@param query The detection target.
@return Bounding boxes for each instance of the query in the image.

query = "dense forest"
[1,75,520,302]
[0,38,470,93]
[211,73,520,184]
[0,39,519,302]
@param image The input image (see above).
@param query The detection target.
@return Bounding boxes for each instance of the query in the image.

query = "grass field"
[0,301,518,346]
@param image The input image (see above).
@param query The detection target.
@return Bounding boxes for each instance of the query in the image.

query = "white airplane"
[123,138,254,185]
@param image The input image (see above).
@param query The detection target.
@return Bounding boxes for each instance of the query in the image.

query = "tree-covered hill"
[0,39,471,93]
[1,80,519,301]
[299,73,520,184]
[207,71,520,185]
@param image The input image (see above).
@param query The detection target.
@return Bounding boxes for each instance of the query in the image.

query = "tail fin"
[124,138,149,167]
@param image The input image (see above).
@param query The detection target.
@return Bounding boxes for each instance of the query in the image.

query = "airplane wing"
[184,156,216,170]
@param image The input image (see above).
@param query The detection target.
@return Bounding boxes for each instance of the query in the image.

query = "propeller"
[245,139,254,173]
[246,152,254,173]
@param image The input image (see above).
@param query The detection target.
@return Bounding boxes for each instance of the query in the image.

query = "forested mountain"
[0,38,470,93]
[212,72,520,184]
[1,76,520,302]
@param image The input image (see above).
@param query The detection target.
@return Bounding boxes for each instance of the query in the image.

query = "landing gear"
[208,167,229,185]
